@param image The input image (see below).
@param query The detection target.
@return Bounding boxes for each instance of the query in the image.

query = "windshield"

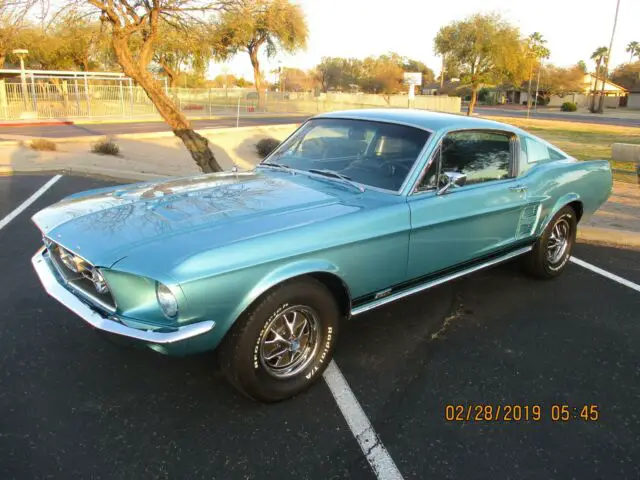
[262,118,431,191]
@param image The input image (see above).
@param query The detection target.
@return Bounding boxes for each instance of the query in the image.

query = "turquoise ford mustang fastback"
[31,109,612,401]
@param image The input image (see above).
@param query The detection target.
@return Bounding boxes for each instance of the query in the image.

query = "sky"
[207,0,640,83]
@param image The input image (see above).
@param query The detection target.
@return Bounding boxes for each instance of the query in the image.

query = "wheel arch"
[231,260,352,328]
[538,194,583,235]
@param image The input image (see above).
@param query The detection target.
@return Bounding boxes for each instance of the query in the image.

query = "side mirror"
[436,171,467,195]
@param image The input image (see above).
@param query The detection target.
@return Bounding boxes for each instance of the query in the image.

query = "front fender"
[232,259,344,324]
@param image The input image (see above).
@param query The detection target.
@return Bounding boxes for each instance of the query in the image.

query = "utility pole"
[598,0,621,113]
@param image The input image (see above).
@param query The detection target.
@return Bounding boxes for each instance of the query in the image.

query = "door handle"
[509,185,527,193]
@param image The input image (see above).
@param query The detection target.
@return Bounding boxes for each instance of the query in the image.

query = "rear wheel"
[218,277,340,402]
[524,206,577,279]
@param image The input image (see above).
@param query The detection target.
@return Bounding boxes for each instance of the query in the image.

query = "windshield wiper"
[259,161,295,174]
[307,169,365,192]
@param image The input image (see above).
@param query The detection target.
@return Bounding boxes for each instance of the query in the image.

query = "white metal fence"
[0,82,462,121]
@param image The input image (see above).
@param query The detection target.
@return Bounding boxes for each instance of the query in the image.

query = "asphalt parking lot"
[1,174,639,480]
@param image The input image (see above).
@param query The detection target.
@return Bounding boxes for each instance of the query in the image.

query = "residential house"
[505,73,628,108]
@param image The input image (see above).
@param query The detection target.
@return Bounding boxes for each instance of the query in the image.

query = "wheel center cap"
[289,338,300,352]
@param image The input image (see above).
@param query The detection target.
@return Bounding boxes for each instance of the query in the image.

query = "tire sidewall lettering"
[305,326,333,380]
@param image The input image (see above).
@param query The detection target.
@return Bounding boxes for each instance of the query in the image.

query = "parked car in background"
[31,109,613,402]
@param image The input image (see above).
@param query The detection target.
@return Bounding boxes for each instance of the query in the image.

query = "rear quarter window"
[520,137,566,173]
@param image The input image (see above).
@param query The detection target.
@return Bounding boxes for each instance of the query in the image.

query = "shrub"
[560,101,577,112]
[536,96,550,106]
[92,139,120,156]
[29,138,57,151]
[256,137,280,158]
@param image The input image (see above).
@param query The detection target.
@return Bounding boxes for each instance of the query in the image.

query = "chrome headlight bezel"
[156,282,179,319]
[91,268,109,294]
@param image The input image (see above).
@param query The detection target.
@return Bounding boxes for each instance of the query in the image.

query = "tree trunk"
[111,36,222,173]
[467,87,478,116]
[249,48,264,109]
[590,60,601,113]
[526,63,533,110]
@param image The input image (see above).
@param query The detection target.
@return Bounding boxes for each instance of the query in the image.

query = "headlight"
[91,269,109,294]
[156,282,178,318]
[59,247,87,273]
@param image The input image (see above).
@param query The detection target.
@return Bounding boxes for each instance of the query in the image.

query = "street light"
[12,49,29,109]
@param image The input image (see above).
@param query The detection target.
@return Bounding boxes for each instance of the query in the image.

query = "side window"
[520,137,566,173]
[525,137,566,163]
[440,131,512,186]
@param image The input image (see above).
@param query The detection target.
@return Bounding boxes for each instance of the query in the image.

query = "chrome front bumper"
[31,248,215,344]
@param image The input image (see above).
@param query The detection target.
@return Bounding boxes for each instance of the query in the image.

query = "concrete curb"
[577,226,640,249]
[0,123,301,146]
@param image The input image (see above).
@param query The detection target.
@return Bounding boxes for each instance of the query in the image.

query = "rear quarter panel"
[524,158,613,236]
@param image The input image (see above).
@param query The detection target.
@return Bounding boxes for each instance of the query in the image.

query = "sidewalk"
[0,126,638,249]
[580,181,640,247]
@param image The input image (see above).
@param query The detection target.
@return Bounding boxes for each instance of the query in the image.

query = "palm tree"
[627,41,640,62]
[590,46,608,112]
[526,32,546,114]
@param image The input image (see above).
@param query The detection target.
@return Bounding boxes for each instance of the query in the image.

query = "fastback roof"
[315,108,523,134]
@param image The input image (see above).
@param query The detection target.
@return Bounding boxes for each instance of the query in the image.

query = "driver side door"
[406,129,533,279]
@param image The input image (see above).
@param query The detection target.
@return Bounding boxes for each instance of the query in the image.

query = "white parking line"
[323,361,404,480]
[0,175,62,232]
[570,257,640,293]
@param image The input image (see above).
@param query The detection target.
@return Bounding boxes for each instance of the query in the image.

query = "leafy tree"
[154,22,213,88]
[280,67,312,92]
[626,41,639,63]
[537,65,585,97]
[576,60,588,73]
[360,54,405,94]
[434,13,527,115]
[313,56,363,92]
[589,46,608,112]
[211,73,238,87]
[211,0,308,106]
[610,61,640,91]
[235,77,252,87]
[53,13,106,71]
[0,2,33,67]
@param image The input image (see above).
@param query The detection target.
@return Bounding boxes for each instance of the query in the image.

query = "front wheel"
[218,277,340,402]
[523,206,577,279]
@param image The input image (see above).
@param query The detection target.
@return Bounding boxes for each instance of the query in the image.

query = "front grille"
[45,240,116,313]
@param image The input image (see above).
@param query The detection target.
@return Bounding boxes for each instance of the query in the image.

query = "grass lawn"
[483,116,639,180]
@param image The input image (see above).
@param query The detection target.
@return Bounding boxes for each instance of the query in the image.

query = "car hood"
[33,171,359,268]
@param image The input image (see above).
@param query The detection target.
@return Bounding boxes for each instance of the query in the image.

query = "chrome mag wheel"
[259,306,320,379]
[547,217,570,264]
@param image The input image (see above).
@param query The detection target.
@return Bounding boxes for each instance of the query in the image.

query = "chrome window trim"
[260,117,434,196]
[409,128,520,196]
